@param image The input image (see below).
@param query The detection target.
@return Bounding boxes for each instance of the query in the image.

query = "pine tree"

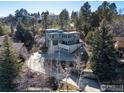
[59,9,69,29]
[15,22,33,50]
[79,2,91,36]
[96,1,118,23]
[0,26,4,36]
[0,36,21,91]
[90,21,119,82]
[41,11,49,29]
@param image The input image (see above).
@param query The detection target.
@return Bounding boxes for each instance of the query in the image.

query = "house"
[48,14,59,19]
[0,35,29,60]
[61,77,79,91]
[114,37,124,59]
[45,29,82,54]
[114,37,124,48]
[60,69,100,92]
[12,43,29,60]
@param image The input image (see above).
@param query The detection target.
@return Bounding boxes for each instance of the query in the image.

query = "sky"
[0,1,124,17]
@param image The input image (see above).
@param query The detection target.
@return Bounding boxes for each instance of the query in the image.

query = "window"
[62,41,65,44]
[62,34,65,38]
[52,35,54,38]
[76,40,79,43]
[66,35,68,38]
[53,40,58,45]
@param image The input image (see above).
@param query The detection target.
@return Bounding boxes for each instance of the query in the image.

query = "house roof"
[114,37,124,48]
[63,31,79,34]
[82,78,100,92]
[62,77,79,88]
[0,35,24,52]
[12,43,24,53]
[46,29,64,33]
[114,37,124,42]
[0,35,11,45]
[84,85,100,92]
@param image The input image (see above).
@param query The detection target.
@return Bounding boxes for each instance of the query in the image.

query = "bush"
[46,76,58,91]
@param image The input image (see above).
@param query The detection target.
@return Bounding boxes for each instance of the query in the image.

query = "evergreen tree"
[96,1,118,23]
[0,26,4,36]
[85,31,94,45]
[41,11,49,29]
[71,11,78,29]
[59,9,69,29]
[79,2,91,36]
[9,24,14,36]
[37,12,40,18]
[90,21,119,82]
[15,22,33,50]
[90,12,100,29]
[0,36,21,91]
[46,76,58,91]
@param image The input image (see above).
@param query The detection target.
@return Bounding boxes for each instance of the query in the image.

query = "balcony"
[58,43,82,53]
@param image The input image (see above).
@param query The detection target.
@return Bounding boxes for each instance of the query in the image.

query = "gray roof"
[45,29,64,33]
[0,35,24,52]
[12,43,24,52]
[0,35,11,45]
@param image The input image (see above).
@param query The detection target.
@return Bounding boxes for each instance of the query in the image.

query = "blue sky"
[0,1,124,17]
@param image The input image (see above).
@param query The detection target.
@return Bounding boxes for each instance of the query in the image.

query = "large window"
[52,35,54,38]
[68,35,71,38]
[76,40,79,43]
[62,41,65,44]
[53,40,58,45]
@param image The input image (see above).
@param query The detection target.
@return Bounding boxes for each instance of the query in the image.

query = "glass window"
[52,35,54,38]
[53,40,58,45]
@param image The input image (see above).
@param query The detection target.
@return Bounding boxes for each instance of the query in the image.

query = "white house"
[45,29,82,53]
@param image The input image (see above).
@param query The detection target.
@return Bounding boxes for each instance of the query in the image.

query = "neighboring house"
[61,77,79,91]
[12,43,29,60]
[114,37,124,60]
[48,14,59,19]
[79,69,100,92]
[45,29,82,53]
[114,37,124,48]
[60,69,100,92]
[0,35,29,60]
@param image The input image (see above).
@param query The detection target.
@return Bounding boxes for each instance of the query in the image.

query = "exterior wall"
[115,41,124,48]
[61,33,79,45]
[59,43,82,53]
[45,32,62,47]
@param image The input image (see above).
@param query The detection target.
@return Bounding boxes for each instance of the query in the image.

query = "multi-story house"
[45,29,82,53]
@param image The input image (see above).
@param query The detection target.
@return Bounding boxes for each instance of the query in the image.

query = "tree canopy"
[90,21,119,82]
[59,9,69,29]
[0,36,22,91]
